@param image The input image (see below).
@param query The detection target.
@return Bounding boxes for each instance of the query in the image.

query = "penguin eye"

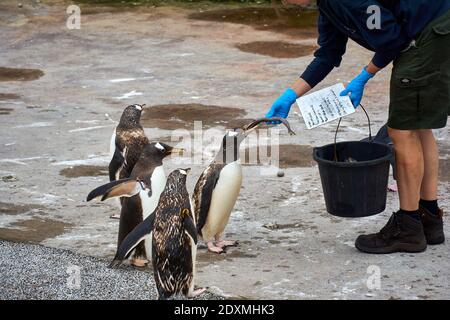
[155,143,165,151]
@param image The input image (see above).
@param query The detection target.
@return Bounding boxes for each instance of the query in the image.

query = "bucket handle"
[333,104,372,162]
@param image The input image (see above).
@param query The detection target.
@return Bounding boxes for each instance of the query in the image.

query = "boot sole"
[355,241,427,254]
[426,237,445,245]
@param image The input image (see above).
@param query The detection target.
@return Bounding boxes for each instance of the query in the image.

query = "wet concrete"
[0,202,46,215]
[0,93,20,100]
[0,67,44,81]
[243,144,315,168]
[140,104,253,130]
[440,158,450,182]
[0,217,72,244]
[197,248,259,265]
[0,108,14,115]
[236,41,316,59]
[188,6,318,38]
[59,165,108,178]
[0,0,449,300]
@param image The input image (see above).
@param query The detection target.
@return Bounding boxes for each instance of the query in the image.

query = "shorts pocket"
[432,20,450,36]
[393,71,441,89]
[390,71,443,129]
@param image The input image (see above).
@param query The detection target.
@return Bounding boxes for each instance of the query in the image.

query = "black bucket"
[313,141,393,217]
[312,106,394,218]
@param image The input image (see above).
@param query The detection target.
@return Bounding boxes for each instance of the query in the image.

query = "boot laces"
[380,213,401,239]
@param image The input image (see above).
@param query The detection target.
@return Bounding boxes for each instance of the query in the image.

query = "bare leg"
[418,129,439,201]
[214,233,237,248]
[188,288,207,298]
[207,240,223,254]
[131,258,148,267]
[388,128,424,210]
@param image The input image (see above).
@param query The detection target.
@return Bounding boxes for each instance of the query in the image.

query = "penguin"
[87,142,183,267]
[111,168,205,300]
[193,117,295,253]
[109,104,148,182]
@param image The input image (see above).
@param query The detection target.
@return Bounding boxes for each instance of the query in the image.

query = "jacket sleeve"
[300,12,349,88]
[347,0,412,68]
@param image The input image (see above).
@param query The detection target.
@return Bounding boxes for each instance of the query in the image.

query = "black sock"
[398,209,421,221]
[419,199,439,215]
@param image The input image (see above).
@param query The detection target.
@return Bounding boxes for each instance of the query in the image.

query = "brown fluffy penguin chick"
[111,169,205,300]
[87,142,183,267]
[109,104,149,182]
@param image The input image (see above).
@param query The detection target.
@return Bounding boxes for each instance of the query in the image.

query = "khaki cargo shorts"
[388,9,450,130]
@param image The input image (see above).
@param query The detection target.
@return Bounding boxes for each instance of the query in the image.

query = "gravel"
[0,241,222,300]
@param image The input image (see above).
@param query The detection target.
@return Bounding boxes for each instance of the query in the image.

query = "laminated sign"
[296,83,355,129]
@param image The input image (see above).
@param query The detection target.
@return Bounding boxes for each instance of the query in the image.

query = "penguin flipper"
[86,178,133,202]
[100,180,143,201]
[110,212,155,266]
[184,214,198,245]
[109,144,125,181]
[195,166,222,235]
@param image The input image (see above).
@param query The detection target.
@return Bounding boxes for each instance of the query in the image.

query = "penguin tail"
[86,178,140,202]
[108,259,123,269]
[113,213,155,263]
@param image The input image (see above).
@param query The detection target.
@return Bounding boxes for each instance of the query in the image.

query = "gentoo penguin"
[87,142,183,266]
[193,117,295,253]
[111,168,205,300]
[109,104,148,182]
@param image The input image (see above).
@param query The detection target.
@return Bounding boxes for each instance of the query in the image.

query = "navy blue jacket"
[300,0,450,88]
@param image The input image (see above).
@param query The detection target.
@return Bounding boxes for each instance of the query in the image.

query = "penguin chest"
[203,161,242,238]
[141,166,166,219]
[141,166,166,259]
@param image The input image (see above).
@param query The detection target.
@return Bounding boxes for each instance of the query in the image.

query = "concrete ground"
[1,0,449,300]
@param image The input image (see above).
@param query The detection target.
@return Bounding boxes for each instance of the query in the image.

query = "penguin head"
[222,128,247,147]
[119,104,145,126]
[143,142,184,160]
[217,129,248,164]
[165,168,191,192]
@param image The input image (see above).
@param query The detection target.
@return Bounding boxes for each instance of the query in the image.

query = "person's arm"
[265,13,348,122]
[348,0,412,69]
[366,61,382,75]
[291,78,312,97]
[300,12,349,88]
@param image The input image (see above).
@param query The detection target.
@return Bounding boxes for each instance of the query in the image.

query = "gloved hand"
[340,67,374,108]
[265,88,298,124]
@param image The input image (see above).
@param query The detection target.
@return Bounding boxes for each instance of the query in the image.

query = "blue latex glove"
[340,67,374,108]
[265,88,298,124]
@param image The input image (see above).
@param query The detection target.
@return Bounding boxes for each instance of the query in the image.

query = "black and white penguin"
[111,168,205,300]
[87,142,183,266]
[193,117,295,253]
[109,104,148,182]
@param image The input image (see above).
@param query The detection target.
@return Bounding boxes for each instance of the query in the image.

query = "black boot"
[420,205,445,245]
[355,211,427,254]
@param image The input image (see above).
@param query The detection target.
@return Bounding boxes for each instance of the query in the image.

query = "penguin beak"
[168,147,185,156]
[242,117,296,136]
[179,168,191,175]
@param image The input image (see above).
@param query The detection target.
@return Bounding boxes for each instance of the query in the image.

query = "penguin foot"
[207,241,224,254]
[109,213,121,219]
[131,258,148,267]
[215,240,238,248]
[188,288,207,298]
